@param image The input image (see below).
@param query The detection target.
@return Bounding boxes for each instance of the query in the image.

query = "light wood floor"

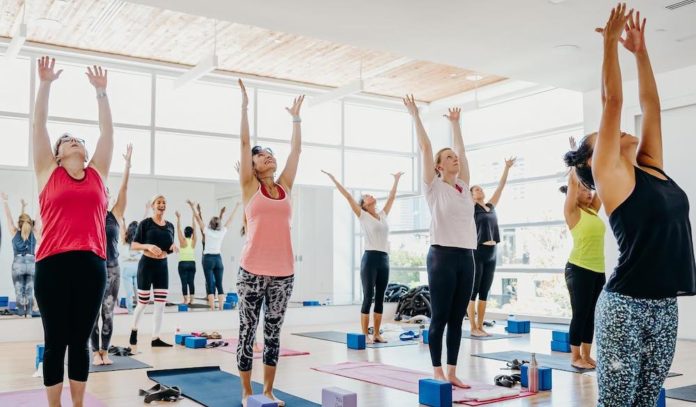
[1,322,694,406]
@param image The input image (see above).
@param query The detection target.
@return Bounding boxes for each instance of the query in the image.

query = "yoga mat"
[583,371,682,378]
[472,350,594,373]
[216,338,309,358]
[293,331,419,348]
[114,306,129,315]
[667,384,696,402]
[147,366,319,407]
[188,303,210,309]
[0,388,105,406]
[462,332,522,341]
[313,361,533,405]
[89,355,152,373]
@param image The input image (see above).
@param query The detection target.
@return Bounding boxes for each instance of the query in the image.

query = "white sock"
[132,290,150,330]
[153,301,165,339]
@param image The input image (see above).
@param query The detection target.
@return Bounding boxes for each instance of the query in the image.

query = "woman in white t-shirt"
[404,95,476,388]
[190,201,240,310]
[322,170,404,344]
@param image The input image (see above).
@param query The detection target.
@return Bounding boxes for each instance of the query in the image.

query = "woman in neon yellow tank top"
[562,142,606,370]
[175,210,197,306]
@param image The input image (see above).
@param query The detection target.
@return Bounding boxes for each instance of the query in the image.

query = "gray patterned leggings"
[12,255,35,317]
[91,265,120,351]
[236,268,294,371]
[595,290,677,407]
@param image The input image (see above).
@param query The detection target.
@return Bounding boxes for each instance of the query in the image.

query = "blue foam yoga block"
[120,297,126,308]
[226,293,238,301]
[321,386,357,407]
[175,333,194,345]
[422,329,429,344]
[223,302,234,310]
[36,344,45,359]
[418,378,452,407]
[184,336,207,349]
[303,300,321,306]
[507,319,530,333]
[346,333,365,350]
[521,365,553,390]
[178,304,188,312]
[8,301,16,310]
[656,388,666,407]
[551,330,570,342]
[551,340,571,353]
[248,394,278,407]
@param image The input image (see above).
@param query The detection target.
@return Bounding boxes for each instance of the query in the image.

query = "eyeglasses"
[58,135,86,146]
[251,146,273,156]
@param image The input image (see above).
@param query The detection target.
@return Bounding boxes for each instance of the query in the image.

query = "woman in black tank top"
[564,6,696,406]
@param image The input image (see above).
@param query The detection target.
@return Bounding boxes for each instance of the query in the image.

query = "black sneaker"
[129,329,138,346]
[151,338,173,347]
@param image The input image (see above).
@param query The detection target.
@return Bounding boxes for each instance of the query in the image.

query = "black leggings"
[178,261,196,296]
[471,244,497,301]
[427,245,475,367]
[565,262,605,346]
[203,254,224,295]
[34,251,106,386]
[360,250,389,314]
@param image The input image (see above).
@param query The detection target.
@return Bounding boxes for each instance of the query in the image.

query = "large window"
[0,116,29,167]
[344,104,412,152]
[155,133,239,180]
[344,151,414,191]
[0,58,30,113]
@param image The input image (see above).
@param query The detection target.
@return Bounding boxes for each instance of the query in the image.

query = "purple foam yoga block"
[322,386,357,407]
[248,394,278,407]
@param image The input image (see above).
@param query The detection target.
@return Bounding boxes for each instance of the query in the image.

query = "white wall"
[583,64,696,340]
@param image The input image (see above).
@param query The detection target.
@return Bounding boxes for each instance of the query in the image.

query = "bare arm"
[238,80,257,199]
[86,66,114,179]
[445,108,470,185]
[383,172,404,215]
[224,202,241,228]
[488,158,516,207]
[278,95,305,192]
[142,201,151,220]
[322,170,361,217]
[1,193,18,235]
[564,169,581,229]
[33,57,62,186]
[190,213,197,248]
[403,95,436,185]
[175,211,187,248]
[111,144,132,219]
[188,200,205,234]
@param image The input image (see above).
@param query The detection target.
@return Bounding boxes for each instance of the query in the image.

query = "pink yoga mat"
[313,361,534,405]
[114,306,129,315]
[216,338,309,358]
[0,388,105,407]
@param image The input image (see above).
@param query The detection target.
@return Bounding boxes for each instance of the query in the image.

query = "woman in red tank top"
[236,79,304,407]
[32,56,114,407]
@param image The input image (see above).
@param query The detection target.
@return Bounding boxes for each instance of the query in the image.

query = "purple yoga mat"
[216,338,310,358]
[0,388,106,407]
[313,361,534,405]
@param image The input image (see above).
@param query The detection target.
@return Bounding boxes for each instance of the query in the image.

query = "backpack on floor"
[394,285,431,321]
[384,283,410,303]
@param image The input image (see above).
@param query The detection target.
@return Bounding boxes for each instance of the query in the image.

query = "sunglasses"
[251,146,274,156]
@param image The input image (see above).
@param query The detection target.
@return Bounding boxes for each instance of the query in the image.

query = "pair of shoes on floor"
[205,340,228,349]
[494,373,522,388]
[139,384,182,403]
[130,330,172,348]
[108,345,134,356]
[196,331,222,340]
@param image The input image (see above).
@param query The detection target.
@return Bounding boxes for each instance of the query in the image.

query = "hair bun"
[559,185,568,194]
[563,150,577,167]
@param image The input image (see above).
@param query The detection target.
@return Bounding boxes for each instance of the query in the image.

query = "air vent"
[665,0,695,10]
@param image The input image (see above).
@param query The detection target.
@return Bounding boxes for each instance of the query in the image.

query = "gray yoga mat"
[88,355,152,373]
[472,350,594,373]
[462,332,522,341]
[667,385,696,402]
[293,331,419,348]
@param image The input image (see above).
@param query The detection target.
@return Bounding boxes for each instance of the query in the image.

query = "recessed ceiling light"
[465,74,483,81]
[552,44,581,55]
[34,18,62,29]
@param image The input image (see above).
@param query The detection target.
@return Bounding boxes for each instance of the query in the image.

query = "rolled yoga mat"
[89,355,152,373]
[0,388,105,406]
[667,384,696,402]
[147,366,320,407]
[293,331,419,348]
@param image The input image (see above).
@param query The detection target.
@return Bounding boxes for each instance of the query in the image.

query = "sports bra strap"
[641,164,669,178]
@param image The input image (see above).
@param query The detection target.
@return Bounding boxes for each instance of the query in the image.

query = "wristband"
[96,88,107,99]
[292,116,301,123]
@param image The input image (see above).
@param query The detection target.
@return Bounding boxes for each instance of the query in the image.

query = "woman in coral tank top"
[32,56,113,407]
[236,79,303,407]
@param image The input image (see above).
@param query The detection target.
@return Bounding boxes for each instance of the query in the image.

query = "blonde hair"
[433,148,453,177]
[150,194,166,206]
[18,214,33,241]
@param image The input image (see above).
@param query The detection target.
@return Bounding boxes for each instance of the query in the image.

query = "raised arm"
[110,144,132,219]
[383,172,404,215]
[33,57,62,187]
[593,5,632,185]
[175,210,187,248]
[224,202,241,228]
[187,200,205,234]
[1,193,18,235]
[488,157,516,207]
[403,95,436,185]
[444,107,470,185]
[86,65,114,179]
[190,213,197,248]
[563,169,581,229]
[238,80,257,199]
[278,95,305,192]
[322,170,361,217]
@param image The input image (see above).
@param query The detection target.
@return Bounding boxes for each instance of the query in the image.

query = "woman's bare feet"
[470,328,487,337]
[365,335,375,344]
[241,394,249,407]
[92,352,104,366]
[373,335,388,343]
[447,375,471,389]
[583,356,597,368]
[571,358,594,369]
[479,327,492,337]
[100,350,113,365]
[264,392,285,406]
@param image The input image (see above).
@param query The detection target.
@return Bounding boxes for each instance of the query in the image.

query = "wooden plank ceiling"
[0,0,505,101]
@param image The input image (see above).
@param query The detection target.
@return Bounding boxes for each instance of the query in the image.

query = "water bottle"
[528,353,539,393]
[508,314,516,321]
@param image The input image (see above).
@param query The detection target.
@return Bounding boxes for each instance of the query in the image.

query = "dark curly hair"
[125,221,139,244]
[184,226,194,238]
[563,133,596,190]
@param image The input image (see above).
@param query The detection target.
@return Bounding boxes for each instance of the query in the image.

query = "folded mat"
[472,350,595,373]
[147,366,319,407]
[293,330,419,348]
[0,388,105,406]
[216,338,309,358]
[667,384,696,402]
[313,361,533,405]
[89,355,152,373]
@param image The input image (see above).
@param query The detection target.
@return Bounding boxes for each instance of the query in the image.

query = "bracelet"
[292,116,301,123]
[96,88,107,99]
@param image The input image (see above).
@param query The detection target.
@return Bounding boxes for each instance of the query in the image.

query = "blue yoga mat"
[147,366,320,407]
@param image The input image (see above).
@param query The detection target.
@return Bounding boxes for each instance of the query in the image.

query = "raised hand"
[391,171,405,180]
[320,170,335,179]
[621,10,647,53]
[286,95,305,118]
[443,107,461,122]
[21,198,27,208]
[86,65,108,89]
[186,199,194,208]
[1,192,8,201]
[123,143,133,165]
[234,161,240,174]
[569,136,577,150]
[238,79,249,109]
[220,207,227,216]
[505,157,517,168]
[402,94,419,117]
[595,3,632,43]
[175,210,181,219]
[37,56,63,83]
